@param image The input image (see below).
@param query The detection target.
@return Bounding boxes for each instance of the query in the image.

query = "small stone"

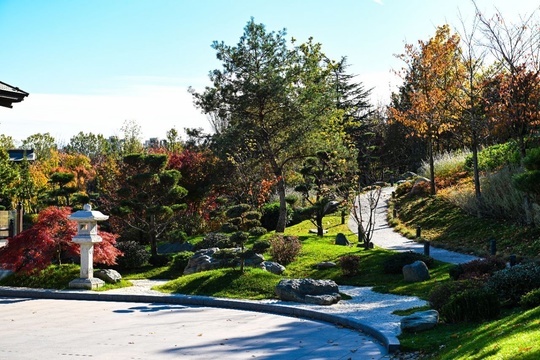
[315,261,337,269]
[334,233,350,246]
[94,269,122,283]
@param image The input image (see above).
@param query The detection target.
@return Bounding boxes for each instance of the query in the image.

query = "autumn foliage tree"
[0,206,121,274]
[389,25,463,194]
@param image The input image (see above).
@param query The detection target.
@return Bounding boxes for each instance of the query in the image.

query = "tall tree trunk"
[428,140,436,195]
[471,131,481,200]
[149,214,158,257]
[275,176,287,233]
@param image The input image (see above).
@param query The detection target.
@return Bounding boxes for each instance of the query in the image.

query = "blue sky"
[0,0,537,144]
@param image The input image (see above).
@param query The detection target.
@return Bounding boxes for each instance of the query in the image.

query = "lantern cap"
[68,204,109,222]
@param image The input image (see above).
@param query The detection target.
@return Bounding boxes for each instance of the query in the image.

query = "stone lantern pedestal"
[68,204,109,290]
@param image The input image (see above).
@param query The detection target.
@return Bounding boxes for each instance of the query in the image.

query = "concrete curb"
[0,286,399,353]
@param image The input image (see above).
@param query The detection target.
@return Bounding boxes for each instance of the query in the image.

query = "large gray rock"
[334,233,350,246]
[263,261,286,275]
[403,261,430,282]
[275,278,341,305]
[94,269,122,283]
[183,248,268,275]
[401,310,439,332]
[183,248,222,275]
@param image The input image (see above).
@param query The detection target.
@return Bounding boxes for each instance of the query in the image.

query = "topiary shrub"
[115,241,150,269]
[260,202,292,231]
[486,263,540,306]
[249,226,268,237]
[149,254,171,267]
[383,252,434,274]
[252,239,271,254]
[428,279,484,311]
[269,234,302,265]
[165,229,188,243]
[194,232,232,251]
[440,288,500,323]
[519,288,540,309]
[170,251,194,272]
[340,255,360,276]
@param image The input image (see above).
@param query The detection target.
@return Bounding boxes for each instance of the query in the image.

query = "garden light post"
[68,204,108,289]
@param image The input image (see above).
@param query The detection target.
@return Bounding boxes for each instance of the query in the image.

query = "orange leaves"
[389,25,464,140]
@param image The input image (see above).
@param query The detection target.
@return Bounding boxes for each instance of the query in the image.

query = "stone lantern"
[68,204,109,289]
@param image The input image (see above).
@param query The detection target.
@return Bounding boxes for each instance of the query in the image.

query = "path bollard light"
[423,241,430,256]
[490,239,497,256]
[68,204,109,290]
[416,225,421,239]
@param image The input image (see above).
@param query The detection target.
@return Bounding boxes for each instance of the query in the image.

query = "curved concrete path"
[350,186,479,264]
[0,295,387,360]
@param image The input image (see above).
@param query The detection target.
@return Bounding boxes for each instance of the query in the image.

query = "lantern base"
[69,277,105,290]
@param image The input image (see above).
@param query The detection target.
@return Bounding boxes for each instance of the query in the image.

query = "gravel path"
[350,186,480,264]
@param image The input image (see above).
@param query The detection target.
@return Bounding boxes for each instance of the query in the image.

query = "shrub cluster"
[248,226,268,237]
[440,288,500,323]
[268,234,302,265]
[449,257,507,281]
[383,252,434,274]
[115,241,150,269]
[486,263,540,306]
[519,288,540,309]
[149,253,171,267]
[429,279,484,311]
[340,255,360,276]
[260,202,292,231]
[169,251,194,272]
[194,232,232,251]
[251,240,271,254]
[395,181,413,197]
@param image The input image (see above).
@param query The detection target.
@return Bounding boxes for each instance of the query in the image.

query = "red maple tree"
[0,207,121,274]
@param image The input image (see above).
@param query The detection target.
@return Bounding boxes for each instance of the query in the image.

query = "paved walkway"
[350,186,480,264]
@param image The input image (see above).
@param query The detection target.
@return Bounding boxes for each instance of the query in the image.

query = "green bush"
[429,279,484,311]
[340,255,361,276]
[465,141,520,171]
[115,241,150,269]
[170,251,194,272]
[194,232,232,251]
[440,288,500,323]
[269,234,302,265]
[395,181,413,197]
[261,202,292,231]
[249,226,268,237]
[382,252,434,274]
[486,263,540,306]
[165,229,188,243]
[149,254,171,267]
[519,288,540,309]
[251,239,271,254]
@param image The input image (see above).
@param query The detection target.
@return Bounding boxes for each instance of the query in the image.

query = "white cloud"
[0,85,211,145]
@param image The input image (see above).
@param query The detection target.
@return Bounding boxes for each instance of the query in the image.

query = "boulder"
[183,248,222,275]
[403,261,430,282]
[183,248,268,275]
[275,278,341,305]
[309,229,328,234]
[401,310,439,332]
[314,261,337,270]
[334,233,350,246]
[263,261,286,275]
[94,269,122,283]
